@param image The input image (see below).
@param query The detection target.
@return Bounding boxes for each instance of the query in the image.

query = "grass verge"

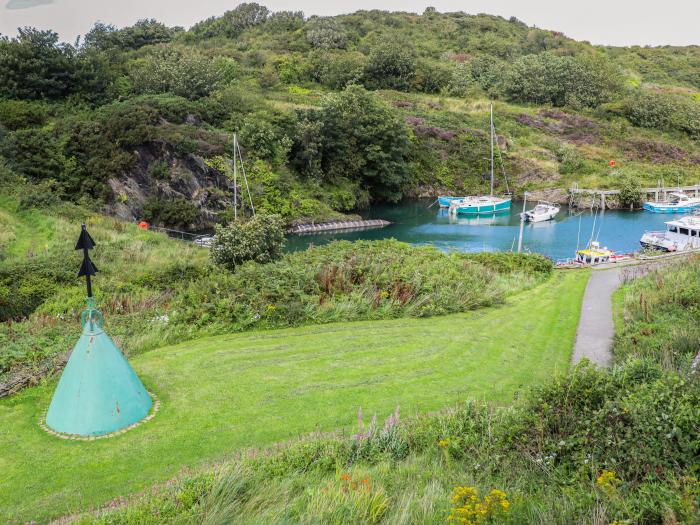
[0,270,587,523]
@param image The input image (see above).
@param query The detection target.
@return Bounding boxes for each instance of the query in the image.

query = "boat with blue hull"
[447,103,512,216]
[438,196,467,208]
[448,196,512,214]
[643,192,700,213]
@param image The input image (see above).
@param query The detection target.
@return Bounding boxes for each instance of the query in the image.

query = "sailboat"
[194,133,255,248]
[448,103,512,215]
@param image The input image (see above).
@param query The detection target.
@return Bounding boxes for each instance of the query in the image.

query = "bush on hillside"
[0,100,48,130]
[623,91,700,137]
[505,52,621,108]
[291,86,412,202]
[210,213,285,272]
[363,40,416,92]
[129,46,226,100]
[143,196,200,228]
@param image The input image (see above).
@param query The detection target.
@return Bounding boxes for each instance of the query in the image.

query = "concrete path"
[571,268,623,367]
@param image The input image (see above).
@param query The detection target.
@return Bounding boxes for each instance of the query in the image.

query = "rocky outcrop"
[105,142,233,230]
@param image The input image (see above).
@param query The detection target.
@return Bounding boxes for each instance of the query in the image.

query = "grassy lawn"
[0,270,588,524]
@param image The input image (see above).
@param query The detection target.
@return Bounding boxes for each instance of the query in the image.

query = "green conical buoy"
[44,225,152,437]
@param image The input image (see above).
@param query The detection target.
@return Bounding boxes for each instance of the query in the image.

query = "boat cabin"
[575,241,613,265]
[640,215,700,252]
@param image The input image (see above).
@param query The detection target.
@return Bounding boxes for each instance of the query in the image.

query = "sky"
[1,0,698,47]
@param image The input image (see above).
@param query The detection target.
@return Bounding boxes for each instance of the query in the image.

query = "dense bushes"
[129,46,228,99]
[623,91,700,137]
[210,214,285,271]
[175,240,551,330]
[292,86,412,203]
[504,53,622,108]
[143,196,200,228]
[0,254,77,321]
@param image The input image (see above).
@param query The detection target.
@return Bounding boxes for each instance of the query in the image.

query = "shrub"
[505,53,621,108]
[130,47,225,100]
[363,40,416,92]
[143,196,200,228]
[306,18,349,50]
[616,173,643,209]
[623,91,700,137]
[0,253,77,321]
[210,214,285,272]
[0,100,48,130]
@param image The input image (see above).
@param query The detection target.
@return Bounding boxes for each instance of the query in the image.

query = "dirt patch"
[405,116,457,140]
[516,110,601,145]
[623,137,691,164]
[510,156,561,186]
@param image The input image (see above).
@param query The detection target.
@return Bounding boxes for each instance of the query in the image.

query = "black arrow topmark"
[75,224,97,298]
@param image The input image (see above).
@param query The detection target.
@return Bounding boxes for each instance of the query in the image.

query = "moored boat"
[522,201,559,223]
[448,195,511,214]
[640,215,700,252]
[642,192,700,213]
[448,103,511,215]
[438,196,467,207]
[575,241,614,265]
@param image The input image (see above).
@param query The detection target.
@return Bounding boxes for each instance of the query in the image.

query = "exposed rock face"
[105,142,232,230]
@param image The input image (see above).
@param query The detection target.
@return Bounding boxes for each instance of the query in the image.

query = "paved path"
[571,268,623,367]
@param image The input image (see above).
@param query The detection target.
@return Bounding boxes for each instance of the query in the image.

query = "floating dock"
[569,183,700,210]
[288,219,391,235]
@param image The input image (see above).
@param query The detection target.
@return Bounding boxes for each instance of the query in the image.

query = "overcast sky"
[1,0,698,47]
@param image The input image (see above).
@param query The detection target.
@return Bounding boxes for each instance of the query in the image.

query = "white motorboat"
[640,215,700,252]
[522,202,559,223]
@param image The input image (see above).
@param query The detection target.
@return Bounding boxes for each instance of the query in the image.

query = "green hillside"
[0,5,698,228]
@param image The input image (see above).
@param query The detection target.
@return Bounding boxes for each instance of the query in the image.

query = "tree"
[623,92,700,137]
[363,40,416,91]
[505,53,621,108]
[129,47,224,99]
[306,18,348,49]
[0,28,77,99]
[310,50,366,90]
[292,85,412,202]
[210,214,285,272]
[617,173,643,209]
[83,20,175,52]
[190,3,269,39]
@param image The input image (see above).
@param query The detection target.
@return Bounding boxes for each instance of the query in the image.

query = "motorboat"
[522,202,559,223]
[640,215,700,252]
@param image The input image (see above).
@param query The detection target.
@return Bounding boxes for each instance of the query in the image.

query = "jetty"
[287,219,391,235]
[569,183,700,209]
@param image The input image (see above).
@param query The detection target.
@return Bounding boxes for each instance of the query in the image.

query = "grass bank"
[0,195,552,389]
[0,270,587,523]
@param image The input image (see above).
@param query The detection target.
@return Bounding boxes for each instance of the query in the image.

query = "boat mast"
[489,102,495,197]
[233,133,238,221]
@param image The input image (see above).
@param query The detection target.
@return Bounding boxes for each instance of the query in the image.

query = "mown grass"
[0,269,587,523]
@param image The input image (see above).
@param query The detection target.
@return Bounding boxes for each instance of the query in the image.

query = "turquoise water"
[286,200,674,261]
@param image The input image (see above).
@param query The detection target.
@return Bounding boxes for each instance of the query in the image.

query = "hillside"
[0,5,699,229]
